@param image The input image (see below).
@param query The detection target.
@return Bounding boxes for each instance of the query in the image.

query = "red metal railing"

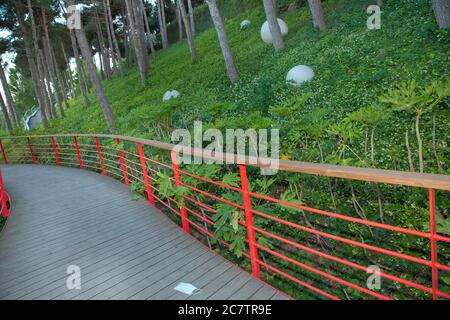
[0,167,9,219]
[0,134,449,300]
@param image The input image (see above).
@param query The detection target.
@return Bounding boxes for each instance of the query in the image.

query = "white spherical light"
[163,90,180,102]
[240,20,251,30]
[286,65,314,87]
[261,18,288,44]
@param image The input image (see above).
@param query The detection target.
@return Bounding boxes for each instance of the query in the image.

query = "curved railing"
[0,168,9,219]
[0,134,449,300]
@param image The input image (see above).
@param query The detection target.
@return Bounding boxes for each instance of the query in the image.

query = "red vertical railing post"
[95,137,107,176]
[429,188,438,300]
[51,136,61,167]
[0,170,9,218]
[239,164,260,278]
[27,138,36,164]
[117,138,129,186]
[0,139,7,164]
[74,136,83,169]
[171,151,190,234]
[137,142,155,206]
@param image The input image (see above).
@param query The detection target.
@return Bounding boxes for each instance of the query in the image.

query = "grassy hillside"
[12,0,450,299]
[30,0,448,174]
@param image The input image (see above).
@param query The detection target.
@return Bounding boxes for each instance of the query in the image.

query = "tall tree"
[125,0,148,85]
[206,0,238,83]
[262,0,285,50]
[94,1,111,79]
[27,0,55,120]
[40,48,56,119]
[177,0,183,41]
[133,0,150,63]
[124,12,132,66]
[60,42,76,99]
[42,36,64,117]
[187,0,195,36]
[178,0,197,61]
[308,0,326,31]
[432,0,450,28]
[18,0,48,126]
[69,30,90,107]
[0,63,20,127]
[0,91,13,135]
[102,0,117,74]
[141,0,156,57]
[157,0,168,49]
[42,5,68,111]
[67,0,116,132]
[105,0,125,76]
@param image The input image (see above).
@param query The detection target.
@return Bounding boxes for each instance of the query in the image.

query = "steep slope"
[34,0,449,173]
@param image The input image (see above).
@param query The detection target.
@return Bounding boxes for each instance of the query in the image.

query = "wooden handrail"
[2,134,450,190]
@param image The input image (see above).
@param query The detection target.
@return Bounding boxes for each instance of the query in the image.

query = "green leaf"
[222,173,241,188]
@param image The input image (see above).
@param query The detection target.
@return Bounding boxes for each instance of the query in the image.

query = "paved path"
[0,165,287,300]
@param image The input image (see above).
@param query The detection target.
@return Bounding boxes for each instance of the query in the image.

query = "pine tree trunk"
[26,2,55,120]
[206,0,238,83]
[19,0,48,126]
[124,16,131,66]
[141,0,156,57]
[70,29,90,107]
[133,0,149,68]
[54,58,69,110]
[43,36,64,117]
[38,49,54,120]
[82,61,91,92]
[262,0,285,50]
[68,0,115,131]
[187,0,196,36]
[157,0,168,49]
[42,5,68,112]
[94,1,111,80]
[432,0,450,28]
[102,0,117,75]
[52,46,69,110]
[61,43,76,99]
[0,91,13,135]
[0,64,20,127]
[177,1,183,41]
[62,70,72,103]
[125,0,148,85]
[161,0,168,46]
[106,0,125,76]
[178,0,197,61]
[308,0,326,31]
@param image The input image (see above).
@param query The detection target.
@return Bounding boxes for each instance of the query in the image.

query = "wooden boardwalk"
[0,165,287,300]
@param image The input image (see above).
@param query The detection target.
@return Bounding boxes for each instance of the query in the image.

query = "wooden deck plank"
[66,239,199,300]
[250,285,277,300]
[226,278,264,300]
[145,255,223,300]
[8,224,181,300]
[39,229,186,300]
[0,165,287,300]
